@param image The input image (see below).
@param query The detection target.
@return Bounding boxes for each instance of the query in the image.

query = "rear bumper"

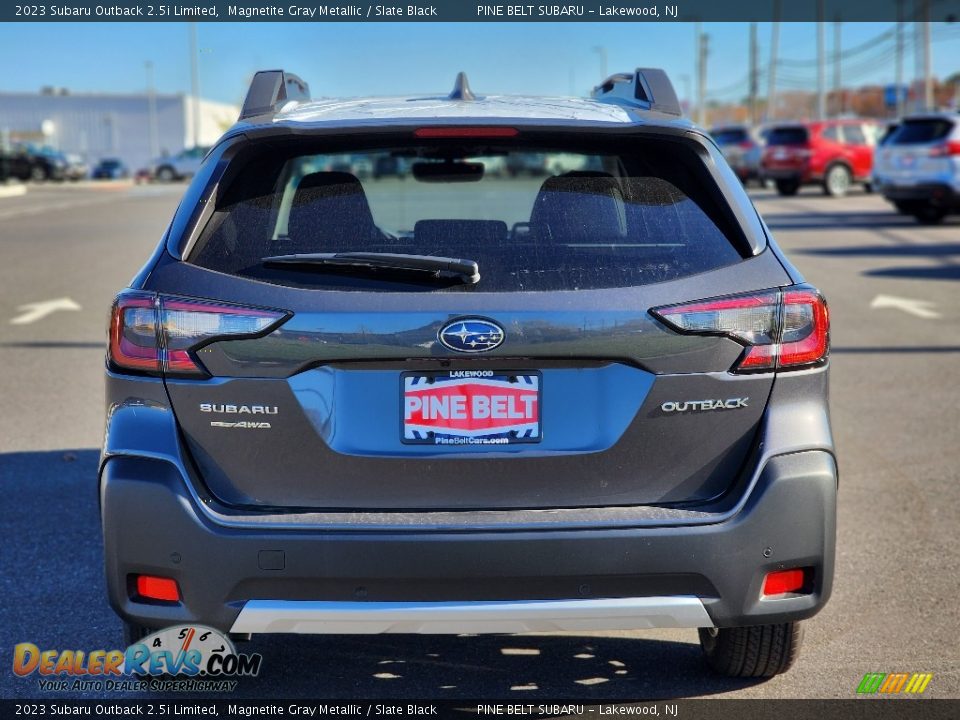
[880,182,960,207]
[101,450,837,634]
[763,167,811,183]
[230,597,713,635]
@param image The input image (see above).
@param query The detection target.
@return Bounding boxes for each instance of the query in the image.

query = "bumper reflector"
[135,575,181,603]
[762,568,810,596]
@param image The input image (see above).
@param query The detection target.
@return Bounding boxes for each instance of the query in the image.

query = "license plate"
[402,371,541,445]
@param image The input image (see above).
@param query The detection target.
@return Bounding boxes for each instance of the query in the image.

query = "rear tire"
[822,164,852,197]
[156,166,176,183]
[913,205,947,225]
[699,622,804,678]
[30,165,48,183]
[893,200,921,215]
[122,621,151,647]
[775,179,800,196]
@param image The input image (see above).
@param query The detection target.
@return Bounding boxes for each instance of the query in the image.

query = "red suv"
[762,119,880,197]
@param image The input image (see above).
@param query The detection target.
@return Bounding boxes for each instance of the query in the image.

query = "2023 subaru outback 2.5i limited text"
[101,69,836,678]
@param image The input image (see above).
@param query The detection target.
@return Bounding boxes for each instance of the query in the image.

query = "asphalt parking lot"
[0,181,957,700]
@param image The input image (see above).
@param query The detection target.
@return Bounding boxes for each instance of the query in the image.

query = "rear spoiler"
[239,70,310,121]
[591,68,682,117]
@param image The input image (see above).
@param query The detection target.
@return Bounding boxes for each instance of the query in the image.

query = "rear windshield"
[890,119,954,145]
[188,137,745,292]
[711,128,750,145]
[766,127,809,146]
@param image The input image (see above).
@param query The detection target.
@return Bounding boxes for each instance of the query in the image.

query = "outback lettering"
[660,398,749,412]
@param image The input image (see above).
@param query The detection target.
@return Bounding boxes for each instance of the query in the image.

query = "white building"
[0,89,239,171]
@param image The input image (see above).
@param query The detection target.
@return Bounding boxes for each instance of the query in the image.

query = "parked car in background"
[761,119,881,197]
[6,145,67,182]
[867,121,901,197]
[4,144,67,182]
[506,152,548,177]
[64,153,89,181]
[151,146,210,182]
[372,154,407,180]
[710,125,765,185]
[92,158,130,180]
[873,113,960,224]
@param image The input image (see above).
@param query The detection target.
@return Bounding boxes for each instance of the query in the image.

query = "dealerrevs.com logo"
[13,625,262,692]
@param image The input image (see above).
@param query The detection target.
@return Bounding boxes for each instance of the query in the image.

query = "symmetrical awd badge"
[438,318,505,353]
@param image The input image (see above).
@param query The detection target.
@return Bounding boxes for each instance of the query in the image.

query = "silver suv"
[873,113,960,224]
[151,146,211,182]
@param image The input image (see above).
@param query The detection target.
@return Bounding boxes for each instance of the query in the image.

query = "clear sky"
[1,22,958,106]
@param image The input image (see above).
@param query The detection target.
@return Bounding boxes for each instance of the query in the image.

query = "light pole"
[817,1,826,121]
[679,73,691,114]
[145,61,159,159]
[189,23,201,148]
[592,46,608,81]
[921,1,933,111]
[767,1,781,122]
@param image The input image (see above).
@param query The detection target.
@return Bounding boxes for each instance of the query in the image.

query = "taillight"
[929,141,960,158]
[651,285,829,373]
[108,291,287,377]
[108,292,159,373]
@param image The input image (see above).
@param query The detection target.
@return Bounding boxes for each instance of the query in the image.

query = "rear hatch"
[127,129,801,512]
[711,127,753,166]
[763,125,811,173]
[874,116,959,184]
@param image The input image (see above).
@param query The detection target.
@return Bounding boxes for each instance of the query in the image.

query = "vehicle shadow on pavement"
[864,266,960,281]
[226,633,765,700]
[797,242,960,282]
[763,212,956,230]
[0,449,765,700]
[798,242,960,258]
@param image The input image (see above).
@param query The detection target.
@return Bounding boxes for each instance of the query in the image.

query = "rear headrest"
[287,171,378,248]
[530,172,627,243]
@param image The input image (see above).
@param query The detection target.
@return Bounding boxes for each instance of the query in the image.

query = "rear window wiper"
[261,252,480,285]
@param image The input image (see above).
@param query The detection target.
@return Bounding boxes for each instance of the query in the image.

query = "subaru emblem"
[438,318,505,353]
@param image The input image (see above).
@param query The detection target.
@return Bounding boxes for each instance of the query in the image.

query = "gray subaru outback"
[101,68,835,678]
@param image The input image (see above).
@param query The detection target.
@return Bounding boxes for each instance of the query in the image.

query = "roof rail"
[591,68,682,117]
[239,70,310,120]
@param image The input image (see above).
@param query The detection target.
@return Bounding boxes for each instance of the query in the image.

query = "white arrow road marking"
[10,297,82,325]
[870,294,942,320]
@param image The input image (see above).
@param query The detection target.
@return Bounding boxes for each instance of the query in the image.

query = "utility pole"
[189,22,201,148]
[913,5,923,112]
[697,24,709,127]
[679,73,691,113]
[145,61,159,159]
[592,46,608,81]
[749,23,758,124]
[767,0,781,121]
[895,0,905,117]
[817,0,826,120]
[921,0,933,111]
[833,17,842,116]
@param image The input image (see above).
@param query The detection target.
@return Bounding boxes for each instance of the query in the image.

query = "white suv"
[873,114,960,224]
